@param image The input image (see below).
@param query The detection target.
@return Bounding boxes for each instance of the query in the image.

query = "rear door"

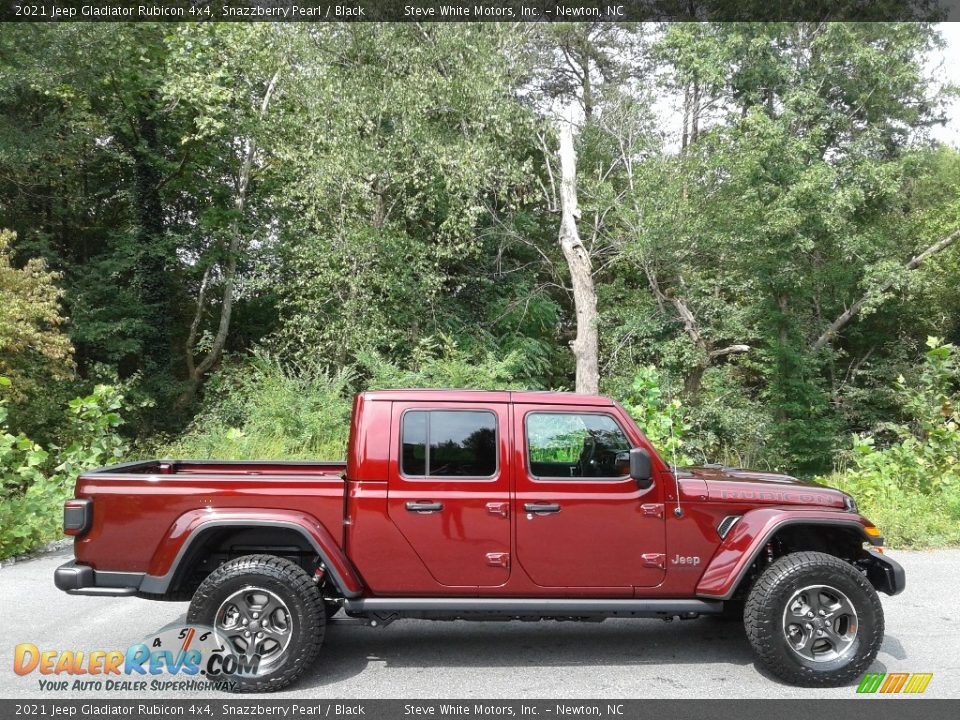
[513,405,667,590]
[387,402,511,587]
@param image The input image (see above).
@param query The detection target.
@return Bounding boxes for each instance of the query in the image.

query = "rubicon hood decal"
[680,466,846,508]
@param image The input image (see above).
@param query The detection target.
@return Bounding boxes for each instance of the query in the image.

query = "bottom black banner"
[1,699,958,720]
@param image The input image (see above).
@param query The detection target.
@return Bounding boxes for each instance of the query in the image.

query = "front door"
[513,406,666,590]
[387,402,511,587]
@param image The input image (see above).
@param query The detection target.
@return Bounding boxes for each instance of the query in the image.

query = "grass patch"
[826,472,960,549]
[159,356,353,461]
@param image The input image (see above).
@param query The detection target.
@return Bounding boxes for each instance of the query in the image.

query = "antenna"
[670,392,683,518]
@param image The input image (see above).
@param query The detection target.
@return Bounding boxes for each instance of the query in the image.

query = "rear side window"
[401,410,498,478]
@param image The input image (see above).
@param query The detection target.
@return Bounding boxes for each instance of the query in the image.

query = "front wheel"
[744,551,884,687]
[187,554,325,692]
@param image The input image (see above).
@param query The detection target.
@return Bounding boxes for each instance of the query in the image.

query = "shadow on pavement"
[295,616,756,689]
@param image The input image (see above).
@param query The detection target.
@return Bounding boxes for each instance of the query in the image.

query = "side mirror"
[630,447,653,489]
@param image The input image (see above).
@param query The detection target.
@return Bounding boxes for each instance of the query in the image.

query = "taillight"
[63,498,92,536]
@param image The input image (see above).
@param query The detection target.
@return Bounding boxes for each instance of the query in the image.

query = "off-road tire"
[744,551,883,687]
[187,554,325,693]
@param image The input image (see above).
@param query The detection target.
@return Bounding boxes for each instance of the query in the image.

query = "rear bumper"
[54,561,142,597]
[862,551,906,596]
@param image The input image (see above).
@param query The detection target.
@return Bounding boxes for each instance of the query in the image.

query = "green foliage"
[684,367,774,469]
[56,385,128,479]
[831,338,960,547]
[0,379,128,559]
[618,366,694,467]
[764,342,840,475]
[163,353,354,462]
[612,22,953,472]
[0,27,183,381]
[1,23,960,553]
[360,336,532,391]
[831,487,960,549]
[607,364,776,470]
[0,229,80,443]
[272,24,538,369]
[0,230,74,396]
[164,339,533,462]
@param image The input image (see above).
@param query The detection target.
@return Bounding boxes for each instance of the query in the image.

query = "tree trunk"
[557,121,599,395]
[642,264,749,399]
[131,110,174,374]
[689,77,701,145]
[179,69,281,407]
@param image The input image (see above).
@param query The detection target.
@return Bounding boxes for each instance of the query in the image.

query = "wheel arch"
[697,509,882,600]
[140,511,363,599]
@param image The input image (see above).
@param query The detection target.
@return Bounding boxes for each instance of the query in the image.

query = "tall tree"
[166,24,289,404]
[530,23,650,393]
[268,24,535,371]
[626,21,953,470]
[556,121,599,393]
[0,25,188,384]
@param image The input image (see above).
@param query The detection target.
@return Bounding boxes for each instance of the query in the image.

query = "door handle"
[524,502,561,514]
[641,503,664,519]
[486,501,509,518]
[405,501,444,513]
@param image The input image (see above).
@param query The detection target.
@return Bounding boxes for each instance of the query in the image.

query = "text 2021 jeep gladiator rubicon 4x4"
[55,390,904,691]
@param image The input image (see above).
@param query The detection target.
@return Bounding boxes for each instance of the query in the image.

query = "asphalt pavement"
[1,547,957,699]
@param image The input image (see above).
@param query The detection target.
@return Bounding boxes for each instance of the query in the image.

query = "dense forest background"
[1,22,959,556]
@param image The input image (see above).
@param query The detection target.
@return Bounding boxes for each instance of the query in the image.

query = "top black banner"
[1,0,957,22]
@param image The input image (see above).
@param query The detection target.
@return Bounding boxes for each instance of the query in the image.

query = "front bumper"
[54,561,142,597]
[861,550,906,596]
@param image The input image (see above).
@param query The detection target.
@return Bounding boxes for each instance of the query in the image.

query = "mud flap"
[860,551,906,596]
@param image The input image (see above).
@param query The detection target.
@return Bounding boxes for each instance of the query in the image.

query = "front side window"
[526,412,631,479]
[401,410,498,478]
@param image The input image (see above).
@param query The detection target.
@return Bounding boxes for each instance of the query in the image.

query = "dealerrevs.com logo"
[13,624,259,692]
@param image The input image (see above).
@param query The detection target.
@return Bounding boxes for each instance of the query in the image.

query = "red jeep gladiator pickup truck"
[55,390,903,692]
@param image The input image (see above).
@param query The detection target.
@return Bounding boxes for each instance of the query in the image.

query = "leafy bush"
[359,335,531,391]
[618,366,694,467]
[163,353,355,461]
[0,379,129,559]
[607,365,776,469]
[830,338,960,548]
[685,367,775,470]
[163,338,533,462]
[0,230,74,396]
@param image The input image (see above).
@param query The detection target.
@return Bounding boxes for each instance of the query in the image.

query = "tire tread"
[187,554,325,693]
[743,551,884,687]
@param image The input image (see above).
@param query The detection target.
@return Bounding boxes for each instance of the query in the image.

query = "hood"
[679,464,849,510]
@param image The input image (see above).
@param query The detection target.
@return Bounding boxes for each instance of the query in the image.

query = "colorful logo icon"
[856,672,933,694]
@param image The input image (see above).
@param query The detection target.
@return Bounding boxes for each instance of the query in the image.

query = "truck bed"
[73,459,348,575]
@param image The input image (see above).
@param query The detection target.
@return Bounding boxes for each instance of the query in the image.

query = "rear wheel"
[744,551,883,686]
[187,554,325,693]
